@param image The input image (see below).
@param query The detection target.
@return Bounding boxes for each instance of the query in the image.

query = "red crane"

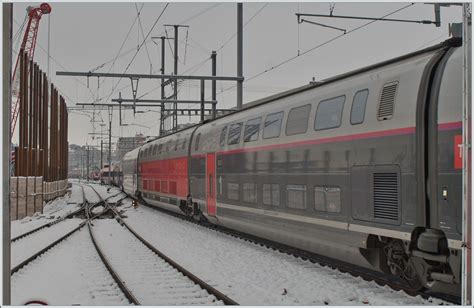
[11,3,52,139]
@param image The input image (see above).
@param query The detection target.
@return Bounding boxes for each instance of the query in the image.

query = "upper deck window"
[228,123,243,145]
[286,104,311,136]
[350,89,369,125]
[220,126,228,147]
[244,117,261,142]
[314,95,345,131]
[263,111,284,139]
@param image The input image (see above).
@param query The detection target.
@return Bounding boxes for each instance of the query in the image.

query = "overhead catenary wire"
[217,3,268,51]
[137,55,211,100]
[12,18,95,105]
[215,2,416,97]
[102,3,170,104]
[135,3,153,72]
[84,3,222,106]
[90,2,146,103]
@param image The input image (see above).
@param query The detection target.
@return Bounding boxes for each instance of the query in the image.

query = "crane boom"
[10,3,51,140]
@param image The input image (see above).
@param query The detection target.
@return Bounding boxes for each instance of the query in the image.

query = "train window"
[174,140,179,151]
[263,183,280,206]
[286,185,307,210]
[314,187,341,213]
[158,144,163,153]
[243,183,257,203]
[286,104,311,136]
[314,95,345,130]
[350,89,369,125]
[195,133,201,151]
[228,182,239,200]
[182,139,186,150]
[263,111,284,139]
[152,145,157,155]
[228,123,243,145]
[244,117,261,142]
[220,126,228,147]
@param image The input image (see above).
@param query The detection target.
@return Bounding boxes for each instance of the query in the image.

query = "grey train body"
[123,38,464,296]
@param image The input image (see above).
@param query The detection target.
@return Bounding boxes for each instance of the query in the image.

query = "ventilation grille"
[378,82,398,120]
[373,172,399,221]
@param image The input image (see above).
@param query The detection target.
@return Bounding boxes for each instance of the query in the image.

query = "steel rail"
[11,205,86,242]
[87,184,238,305]
[139,199,461,305]
[84,186,140,305]
[109,206,238,305]
[10,221,87,275]
[11,185,124,242]
[11,185,97,274]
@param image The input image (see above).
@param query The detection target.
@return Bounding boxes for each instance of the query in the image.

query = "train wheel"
[384,240,423,290]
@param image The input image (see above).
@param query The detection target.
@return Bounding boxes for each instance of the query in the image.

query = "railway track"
[11,184,90,275]
[86,184,238,305]
[138,199,460,305]
[11,184,87,242]
[10,184,122,274]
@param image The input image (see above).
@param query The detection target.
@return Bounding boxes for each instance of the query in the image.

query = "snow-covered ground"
[83,185,102,204]
[92,183,122,200]
[10,182,450,305]
[92,219,222,305]
[12,228,129,305]
[120,201,446,306]
[10,183,83,239]
[12,218,83,269]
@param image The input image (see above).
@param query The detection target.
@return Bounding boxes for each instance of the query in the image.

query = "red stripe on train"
[438,121,462,131]
[217,126,416,156]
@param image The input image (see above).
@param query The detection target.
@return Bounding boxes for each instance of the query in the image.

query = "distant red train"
[100,164,122,186]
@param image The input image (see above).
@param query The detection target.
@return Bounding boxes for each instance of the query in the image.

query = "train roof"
[142,37,461,145]
[122,147,140,160]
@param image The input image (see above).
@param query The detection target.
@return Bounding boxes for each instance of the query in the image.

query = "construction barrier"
[9,176,68,221]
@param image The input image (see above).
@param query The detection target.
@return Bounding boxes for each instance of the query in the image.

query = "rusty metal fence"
[11,50,69,220]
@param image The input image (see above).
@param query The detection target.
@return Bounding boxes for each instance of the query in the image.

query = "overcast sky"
[11,1,463,147]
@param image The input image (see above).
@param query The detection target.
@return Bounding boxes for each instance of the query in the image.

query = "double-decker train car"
[111,164,123,188]
[100,164,116,185]
[123,38,464,296]
[122,148,140,196]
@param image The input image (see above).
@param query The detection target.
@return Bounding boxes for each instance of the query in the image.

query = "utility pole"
[161,24,189,132]
[3,3,12,305]
[211,50,217,119]
[99,123,105,169]
[108,107,112,182]
[80,152,84,179]
[86,144,89,181]
[100,140,103,170]
[237,3,243,110]
[173,25,179,131]
[160,36,165,135]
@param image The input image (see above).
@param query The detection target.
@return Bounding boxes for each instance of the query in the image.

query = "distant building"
[115,133,146,162]
[68,144,102,178]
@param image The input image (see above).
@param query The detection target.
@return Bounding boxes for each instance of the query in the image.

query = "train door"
[428,47,463,235]
[206,153,217,216]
